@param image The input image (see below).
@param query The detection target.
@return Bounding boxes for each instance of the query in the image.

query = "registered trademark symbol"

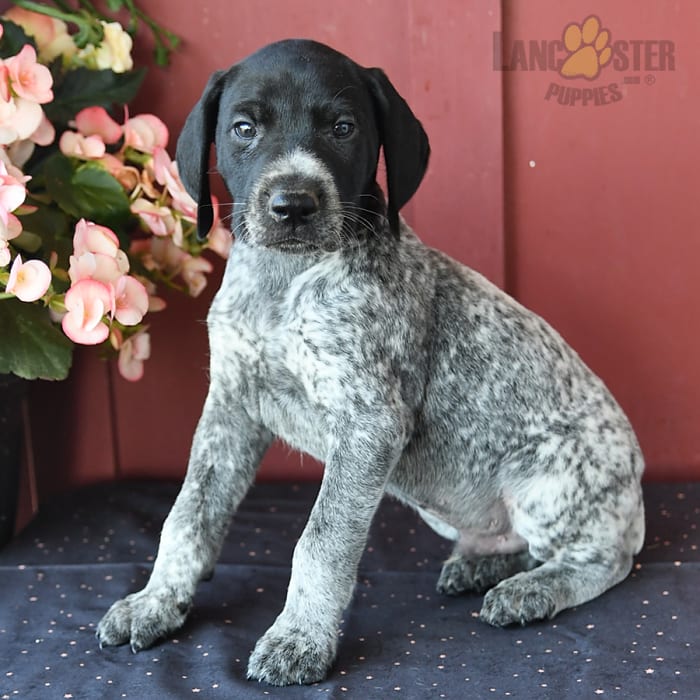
[645,74,656,86]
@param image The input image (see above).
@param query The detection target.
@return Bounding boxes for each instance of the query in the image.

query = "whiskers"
[198,191,386,253]
[202,199,248,239]
[331,201,387,249]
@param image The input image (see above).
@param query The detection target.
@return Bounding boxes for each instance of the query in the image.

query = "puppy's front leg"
[97,385,272,652]
[247,414,407,686]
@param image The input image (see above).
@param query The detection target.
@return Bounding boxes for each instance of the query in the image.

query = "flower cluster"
[0,3,229,382]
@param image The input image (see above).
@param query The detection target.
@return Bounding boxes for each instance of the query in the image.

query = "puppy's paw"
[437,551,539,596]
[436,556,478,596]
[96,589,191,653]
[480,574,556,627]
[247,617,336,686]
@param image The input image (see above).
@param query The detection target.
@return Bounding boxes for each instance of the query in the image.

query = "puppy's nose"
[268,191,319,224]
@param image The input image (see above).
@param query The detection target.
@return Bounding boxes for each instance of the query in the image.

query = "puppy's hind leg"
[480,427,645,627]
[437,549,539,597]
[480,550,635,627]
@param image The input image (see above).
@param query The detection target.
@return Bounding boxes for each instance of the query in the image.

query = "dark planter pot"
[0,374,25,548]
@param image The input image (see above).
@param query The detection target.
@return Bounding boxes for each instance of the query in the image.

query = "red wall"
[502,1,700,480]
[29,0,699,497]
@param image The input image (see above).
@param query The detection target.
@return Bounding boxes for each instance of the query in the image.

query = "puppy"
[97,39,645,686]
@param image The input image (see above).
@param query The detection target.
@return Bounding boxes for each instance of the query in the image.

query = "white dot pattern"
[0,481,697,697]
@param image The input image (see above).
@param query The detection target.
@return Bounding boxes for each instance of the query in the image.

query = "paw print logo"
[560,15,612,80]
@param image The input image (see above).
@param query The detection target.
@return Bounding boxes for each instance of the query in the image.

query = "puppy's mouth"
[264,237,321,254]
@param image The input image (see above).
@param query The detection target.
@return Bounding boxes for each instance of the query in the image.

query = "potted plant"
[0,0,231,545]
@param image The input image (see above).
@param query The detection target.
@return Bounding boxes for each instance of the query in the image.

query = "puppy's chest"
[211,277,359,457]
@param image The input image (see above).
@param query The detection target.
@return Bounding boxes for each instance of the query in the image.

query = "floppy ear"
[176,69,227,241]
[364,67,430,238]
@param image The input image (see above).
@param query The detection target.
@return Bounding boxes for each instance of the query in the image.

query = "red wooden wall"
[502,1,700,480]
[27,0,699,501]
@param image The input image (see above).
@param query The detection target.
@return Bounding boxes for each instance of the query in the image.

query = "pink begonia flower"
[0,211,22,242]
[130,274,164,310]
[0,209,22,267]
[123,114,168,154]
[69,250,123,285]
[29,112,55,146]
[152,146,172,186]
[138,164,161,200]
[134,274,167,312]
[3,7,76,63]
[113,275,149,326]
[204,194,233,256]
[5,254,51,302]
[131,235,184,274]
[151,148,230,255]
[207,223,233,259]
[74,106,122,144]
[0,63,10,102]
[68,219,129,285]
[4,140,34,173]
[130,237,211,295]
[73,219,124,261]
[130,197,181,239]
[181,255,213,297]
[59,130,106,160]
[0,212,21,267]
[148,294,167,312]
[109,326,123,350]
[0,160,28,225]
[5,45,53,104]
[0,96,44,144]
[61,278,113,345]
[152,147,197,220]
[99,153,140,191]
[118,331,150,381]
[0,241,10,267]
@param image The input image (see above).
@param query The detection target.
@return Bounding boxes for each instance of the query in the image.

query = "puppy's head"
[177,39,430,251]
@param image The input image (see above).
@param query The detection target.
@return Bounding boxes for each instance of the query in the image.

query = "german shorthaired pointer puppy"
[97,39,645,685]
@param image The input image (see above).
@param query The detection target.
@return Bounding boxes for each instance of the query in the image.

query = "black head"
[176,39,430,249]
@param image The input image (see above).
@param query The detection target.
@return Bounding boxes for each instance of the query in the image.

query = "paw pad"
[560,15,612,80]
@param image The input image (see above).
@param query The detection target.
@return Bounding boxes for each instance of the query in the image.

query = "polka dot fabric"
[1,481,698,698]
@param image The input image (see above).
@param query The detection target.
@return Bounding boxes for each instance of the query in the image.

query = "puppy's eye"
[333,121,355,139]
[233,121,257,139]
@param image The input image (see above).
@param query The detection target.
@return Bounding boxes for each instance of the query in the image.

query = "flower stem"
[121,0,180,66]
[76,0,110,22]
[10,0,104,47]
[10,0,81,25]
[50,0,74,13]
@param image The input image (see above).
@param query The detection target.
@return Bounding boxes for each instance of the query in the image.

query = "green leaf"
[0,298,73,380]
[12,230,43,254]
[44,67,146,126]
[17,202,73,275]
[154,43,168,68]
[105,0,125,10]
[72,162,132,227]
[0,20,36,59]
[43,154,131,230]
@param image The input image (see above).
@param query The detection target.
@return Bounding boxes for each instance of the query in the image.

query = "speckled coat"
[97,39,645,687]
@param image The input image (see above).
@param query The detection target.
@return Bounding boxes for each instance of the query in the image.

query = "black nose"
[268,191,319,224]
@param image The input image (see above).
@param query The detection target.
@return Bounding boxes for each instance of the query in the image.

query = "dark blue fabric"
[1,481,698,698]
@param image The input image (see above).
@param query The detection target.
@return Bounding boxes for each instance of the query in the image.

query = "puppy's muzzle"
[245,148,343,251]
